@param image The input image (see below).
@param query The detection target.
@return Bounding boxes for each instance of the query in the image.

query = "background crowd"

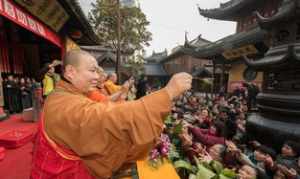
[150,87,300,179]
[2,75,41,115]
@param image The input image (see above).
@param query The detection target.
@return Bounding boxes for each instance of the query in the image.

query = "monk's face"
[110,73,117,83]
[68,55,100,93]
[99,73,107,83]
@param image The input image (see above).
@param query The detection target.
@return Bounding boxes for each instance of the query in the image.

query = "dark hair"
[211,122,224,137]
[256,145,277,159]
[284,141,300,156]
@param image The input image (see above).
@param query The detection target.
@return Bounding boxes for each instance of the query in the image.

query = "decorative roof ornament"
[184,31,190,47]
[254,0,298,30]
[197,0,259,21]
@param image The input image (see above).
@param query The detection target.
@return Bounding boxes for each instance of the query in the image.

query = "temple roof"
[185,35,211,48]
[59,0,100,45]
[80,45,133,55]
[194,27,268,59]
[243,43,300,69]
[198,0,262,21]
[160,27,267,64]
[160,35,211,63]
[97,52,116,63]
[160,46,197,63]
[144,50,168,63]
[255,0,299,29]
[144,64,168,76]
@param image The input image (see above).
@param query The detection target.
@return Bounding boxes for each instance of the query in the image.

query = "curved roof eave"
[198,0,259,21]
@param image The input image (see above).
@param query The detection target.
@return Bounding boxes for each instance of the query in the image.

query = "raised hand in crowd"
[277,164,298,178]
[50,60,62,67]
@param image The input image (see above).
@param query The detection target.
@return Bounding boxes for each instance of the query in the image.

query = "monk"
[88,67,132,102]
[104,73,123,95]
[31,49,192,179]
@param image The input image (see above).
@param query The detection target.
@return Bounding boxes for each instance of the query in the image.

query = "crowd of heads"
[162,90,300,179]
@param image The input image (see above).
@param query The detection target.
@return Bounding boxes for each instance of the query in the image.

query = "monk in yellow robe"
[31,49,192,179]
[104,73,123,95]
[88,67,131,103]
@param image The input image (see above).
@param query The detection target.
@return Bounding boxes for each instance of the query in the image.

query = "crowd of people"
[87,64,299,179]
[157,89,300,179]
[2,75,42,114]
[2,50,299,179]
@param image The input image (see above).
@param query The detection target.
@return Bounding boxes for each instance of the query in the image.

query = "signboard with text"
[0,0,62,47]
[15,0,69,32]
[222,44,258,60]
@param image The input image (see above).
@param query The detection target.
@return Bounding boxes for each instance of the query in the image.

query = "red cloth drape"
[0,27,10,73]
[0,47,10,73]
[12,45,24,74]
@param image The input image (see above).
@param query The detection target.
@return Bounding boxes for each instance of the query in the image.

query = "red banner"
[0,0,62,47]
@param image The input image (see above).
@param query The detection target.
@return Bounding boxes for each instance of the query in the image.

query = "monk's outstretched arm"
[44,88,171,157]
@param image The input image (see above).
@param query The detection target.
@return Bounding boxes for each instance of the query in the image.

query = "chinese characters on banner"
[0,0,62,47]
[14,0,69,32]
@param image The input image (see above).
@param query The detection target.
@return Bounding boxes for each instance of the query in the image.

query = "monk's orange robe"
[32,80,171,179]
[104,80,122,95]
[87,89,109,103]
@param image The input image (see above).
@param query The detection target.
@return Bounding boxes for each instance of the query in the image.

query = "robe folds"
[31,80,171,179]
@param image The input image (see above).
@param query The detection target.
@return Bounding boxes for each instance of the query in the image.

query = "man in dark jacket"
[136,75,148,99]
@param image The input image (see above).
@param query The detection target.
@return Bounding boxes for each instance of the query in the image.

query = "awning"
[194,27,268,59]
[0,0,62,47]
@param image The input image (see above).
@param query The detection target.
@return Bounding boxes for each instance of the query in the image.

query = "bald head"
[108,72,117,83]
[62,49,100,93]
[63,49,94,72]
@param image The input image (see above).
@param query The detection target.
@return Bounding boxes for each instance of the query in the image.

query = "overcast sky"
[79,0,236,56]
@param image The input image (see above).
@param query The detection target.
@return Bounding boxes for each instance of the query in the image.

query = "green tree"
[88,0,152,52]
[123,50,146,77]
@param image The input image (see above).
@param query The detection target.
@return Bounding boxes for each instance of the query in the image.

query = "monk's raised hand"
[165,72,192,100]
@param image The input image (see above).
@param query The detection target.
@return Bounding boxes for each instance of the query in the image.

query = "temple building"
[159,35,214,91]
[195,0,282,92]
[198,0,300,148]
[0,0,99,76]
[0,0,99,118]
[143,50,169,87]
[243,0,300,148]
